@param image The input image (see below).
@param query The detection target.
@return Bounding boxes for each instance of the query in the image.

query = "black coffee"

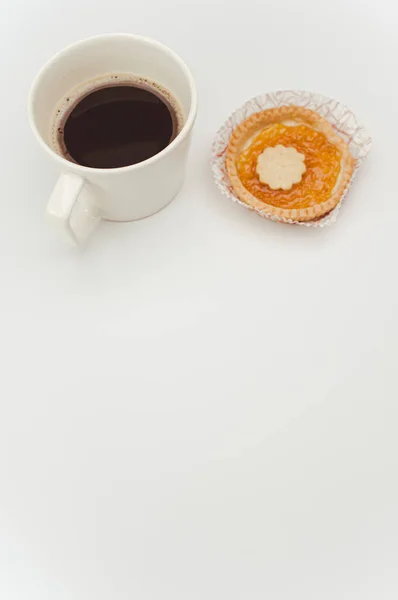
[59,84,179,169]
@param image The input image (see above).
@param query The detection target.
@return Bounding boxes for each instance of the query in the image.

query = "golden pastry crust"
[226,106,355,222]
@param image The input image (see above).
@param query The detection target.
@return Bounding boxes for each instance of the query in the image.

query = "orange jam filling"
[237,123,342,209]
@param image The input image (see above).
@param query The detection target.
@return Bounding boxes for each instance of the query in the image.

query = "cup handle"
[46,173,101,244]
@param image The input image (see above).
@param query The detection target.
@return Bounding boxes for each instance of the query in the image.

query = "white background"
[1,0,397,598]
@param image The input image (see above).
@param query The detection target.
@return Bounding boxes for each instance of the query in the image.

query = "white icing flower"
[256,145,306,191]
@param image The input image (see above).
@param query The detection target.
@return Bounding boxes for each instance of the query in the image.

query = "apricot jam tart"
[226,106,354,222]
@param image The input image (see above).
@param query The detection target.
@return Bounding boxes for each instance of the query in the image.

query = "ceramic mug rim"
[28,33,198,176]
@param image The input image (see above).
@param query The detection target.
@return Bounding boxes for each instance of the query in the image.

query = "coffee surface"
[60,84,178,169]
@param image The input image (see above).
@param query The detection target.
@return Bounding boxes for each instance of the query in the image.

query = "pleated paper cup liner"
[211,90,372,227]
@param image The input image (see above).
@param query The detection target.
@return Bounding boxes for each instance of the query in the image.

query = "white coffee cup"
[28,34,197,244]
